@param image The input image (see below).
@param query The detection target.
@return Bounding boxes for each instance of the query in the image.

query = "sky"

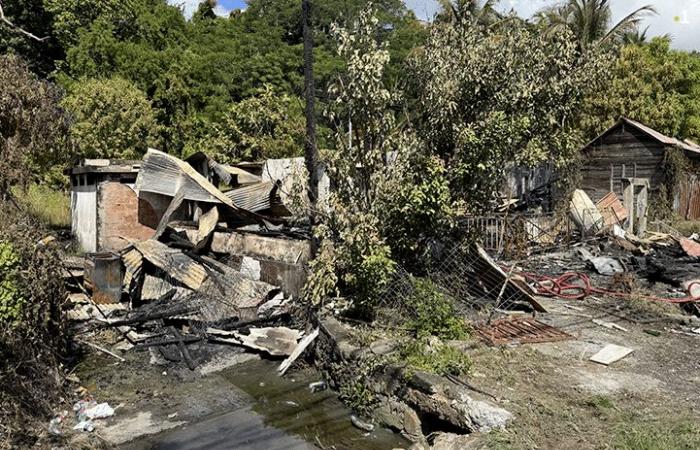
[169,0,700,51]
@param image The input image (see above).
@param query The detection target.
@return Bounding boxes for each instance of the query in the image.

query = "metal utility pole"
[302,0,319,220]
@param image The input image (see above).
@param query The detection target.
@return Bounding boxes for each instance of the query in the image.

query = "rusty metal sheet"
[596,192,628,227]
[475,317,573,346]
[133,239,208,291]
[122,247,143,289]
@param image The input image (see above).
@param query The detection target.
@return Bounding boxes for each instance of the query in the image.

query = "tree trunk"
[302,0,318,220]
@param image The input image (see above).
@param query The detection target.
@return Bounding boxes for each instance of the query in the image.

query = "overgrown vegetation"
[614,421,700,450]
[399,338,472,377]
[403,278,470,340]
[12,184,71,228]
[0,206,68,448]
[0,241,24,323]
[338,356,382,415]
[0,54,68,196]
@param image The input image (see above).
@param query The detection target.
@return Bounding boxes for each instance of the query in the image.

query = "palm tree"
[621,26,673,46]
[435,0,502,27]
[536,0,656,49]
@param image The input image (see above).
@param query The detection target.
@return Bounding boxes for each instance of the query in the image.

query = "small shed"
[581,117,700,225]
[69,159,156,253]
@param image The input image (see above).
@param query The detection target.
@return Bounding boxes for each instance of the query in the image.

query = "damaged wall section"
[69,160,155,253]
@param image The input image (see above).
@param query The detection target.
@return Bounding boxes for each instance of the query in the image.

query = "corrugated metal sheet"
[218,164,261,186]
[225,181,283,212]
[122,247,143,290]
[677,177,700,220]
[596,192,628,227]
[133,239,208,291]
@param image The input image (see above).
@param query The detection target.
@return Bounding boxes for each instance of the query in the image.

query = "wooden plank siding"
[581,125,666,203]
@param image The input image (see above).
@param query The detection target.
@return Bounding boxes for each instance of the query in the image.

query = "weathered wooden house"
[581,117,700,227]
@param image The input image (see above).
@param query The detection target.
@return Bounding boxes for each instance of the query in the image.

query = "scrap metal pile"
[509,189,700,314]
[67,149,317,371]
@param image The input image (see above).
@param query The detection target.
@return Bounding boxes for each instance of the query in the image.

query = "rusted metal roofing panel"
[122,248,142,286]
[596,192,628,227]
[133,239,208,291]
[582,117,700,155]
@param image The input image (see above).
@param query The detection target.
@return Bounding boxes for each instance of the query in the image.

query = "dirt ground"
[462,295,700,450]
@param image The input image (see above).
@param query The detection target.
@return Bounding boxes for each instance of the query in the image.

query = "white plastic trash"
[84,402,115,419]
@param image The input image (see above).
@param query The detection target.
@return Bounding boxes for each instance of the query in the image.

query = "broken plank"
[278,327,320,376]
[232,327,303,356]
[589,344,634,366]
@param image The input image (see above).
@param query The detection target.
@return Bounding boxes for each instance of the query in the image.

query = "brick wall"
[98,181,155,251]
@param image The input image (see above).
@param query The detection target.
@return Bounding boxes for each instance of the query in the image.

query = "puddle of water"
[223,359,409,450]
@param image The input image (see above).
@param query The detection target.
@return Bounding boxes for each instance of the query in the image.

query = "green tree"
[0,0,63,75]
[43,0,131,47]
[183,86,306,162]
[305,6,407,310]
[62,77,160,160]
[0,54,68,196]
[582,37,700,141]
[435,0,502,26]
[536,0,655,50]
[410,16,609,208]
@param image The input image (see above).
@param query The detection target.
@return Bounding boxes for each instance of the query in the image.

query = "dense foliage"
[62,76,161,159]
[410,17,610,209]
[0,207,67,448]
[582,37,700,140]
[0,54,68,195]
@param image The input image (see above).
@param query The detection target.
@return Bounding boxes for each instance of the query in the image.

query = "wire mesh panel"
[376,239,541,318]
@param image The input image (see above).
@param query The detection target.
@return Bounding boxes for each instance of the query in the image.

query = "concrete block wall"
[210,231,311,298]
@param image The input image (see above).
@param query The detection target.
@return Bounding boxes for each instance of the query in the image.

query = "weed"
[582,395,616,418]
[12,184,70,229]
[614,420,700,450]
[339,380,377,416]
[0,241,24,323]
[399,338,471,377]
[404,278,471,340]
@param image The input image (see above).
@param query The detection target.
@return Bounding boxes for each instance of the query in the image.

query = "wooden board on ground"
[589,344,634,365]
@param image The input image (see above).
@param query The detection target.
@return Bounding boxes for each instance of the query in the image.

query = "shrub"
[0,242,24,323]
[0,206,68,447]
[404,278,470,340]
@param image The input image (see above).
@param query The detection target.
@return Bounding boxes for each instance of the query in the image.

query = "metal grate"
[475,316,573,346]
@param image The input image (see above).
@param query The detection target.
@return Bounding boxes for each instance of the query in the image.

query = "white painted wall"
[71,179,97,253]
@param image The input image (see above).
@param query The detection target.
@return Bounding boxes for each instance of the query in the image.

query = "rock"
[374,399,425,443]
[370,339,398,355]
[350,415,375,432]
[404,375,513,433]
[452,391,513,432]
[408,443,429,450]
[148,347,168,366]
[430,432,477,450]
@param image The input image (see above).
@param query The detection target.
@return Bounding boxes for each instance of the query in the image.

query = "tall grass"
[12,184,70,229]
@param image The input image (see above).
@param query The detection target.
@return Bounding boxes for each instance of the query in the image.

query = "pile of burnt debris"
[65,149,319,373]
[58,151,700,448]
